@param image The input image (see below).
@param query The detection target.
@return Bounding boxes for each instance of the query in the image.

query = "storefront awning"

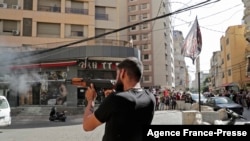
[10,61,77,70]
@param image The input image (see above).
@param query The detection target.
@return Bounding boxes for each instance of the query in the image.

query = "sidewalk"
[11,110,183,124]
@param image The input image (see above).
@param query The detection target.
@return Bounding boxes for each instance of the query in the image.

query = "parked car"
[186,93,207,105]
[0,96,11,127]
[205,96,244,115]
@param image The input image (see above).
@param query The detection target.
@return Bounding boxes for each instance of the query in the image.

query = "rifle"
[65,78,116,90]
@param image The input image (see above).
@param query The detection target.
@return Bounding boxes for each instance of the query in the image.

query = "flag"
[181,16,202,64]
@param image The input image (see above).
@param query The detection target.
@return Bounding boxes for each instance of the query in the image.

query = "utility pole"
[196,56,201,112]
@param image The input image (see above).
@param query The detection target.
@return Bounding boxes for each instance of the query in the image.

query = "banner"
[181,16,202,64]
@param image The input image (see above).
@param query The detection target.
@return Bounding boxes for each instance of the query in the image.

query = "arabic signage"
[78,60,120,70]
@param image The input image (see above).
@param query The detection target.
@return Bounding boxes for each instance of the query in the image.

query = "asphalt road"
[0,109,249,141]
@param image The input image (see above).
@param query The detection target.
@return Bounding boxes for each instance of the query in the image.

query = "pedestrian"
[83,57,156,141]
[246,92,250,109]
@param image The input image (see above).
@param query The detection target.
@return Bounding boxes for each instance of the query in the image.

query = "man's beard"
[115,79,124,92]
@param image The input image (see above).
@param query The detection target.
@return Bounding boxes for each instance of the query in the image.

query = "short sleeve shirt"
[94,89,156,141]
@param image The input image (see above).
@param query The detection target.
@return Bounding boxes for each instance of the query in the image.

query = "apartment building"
[173,30,186,91]
[209,51,222,93]
[127,0,175,89]
[242,0,250,42]
[220,25,248,91]
[0,0,129,48]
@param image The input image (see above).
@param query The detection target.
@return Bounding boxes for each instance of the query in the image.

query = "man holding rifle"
[83,57,156,141]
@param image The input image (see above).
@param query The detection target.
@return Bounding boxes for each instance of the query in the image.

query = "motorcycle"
[213,108,250,125]
[195,108,250,125]
[49,107,67,122]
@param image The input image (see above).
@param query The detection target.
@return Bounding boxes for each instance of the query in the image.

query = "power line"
[11,0,220,61]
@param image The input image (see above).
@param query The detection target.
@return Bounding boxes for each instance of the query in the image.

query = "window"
[227,54,230,60]
[131,26,136,31]
[71,25,83,37]
[222,72,224,78]
[95,28,105,39]
[142,44,149,50]
[141,13,148,19]
[128,5,136,11]
[144,65,149,71]
[130,15,136,21]
[95,7,108,20]
[141,23,148,29]
[141,3,147,9]
[131,35,137,40]
[166,75,168,82]
[3,20,17,32]
[228,69,231,76]
[37,23,60,37]
[247,57,250,75]
[143,75,150,81]
[23,18,32,36]
[226,38,229,45]
[141,34,148,40]
[221,59,224,65]
[143,54,149,60]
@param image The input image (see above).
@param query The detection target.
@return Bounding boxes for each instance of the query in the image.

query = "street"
[0,108,249,141]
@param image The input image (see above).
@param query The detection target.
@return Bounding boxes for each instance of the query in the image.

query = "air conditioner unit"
[12,30,20,36]
[12,5,19,9]
[0,3,7,8]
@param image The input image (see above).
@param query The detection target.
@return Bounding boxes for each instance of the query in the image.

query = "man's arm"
[82,84,102,131]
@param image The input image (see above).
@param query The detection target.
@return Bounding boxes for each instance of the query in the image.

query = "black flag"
[181,16,202,64]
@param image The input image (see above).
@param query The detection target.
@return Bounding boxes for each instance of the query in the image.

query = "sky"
[170,0,244,80]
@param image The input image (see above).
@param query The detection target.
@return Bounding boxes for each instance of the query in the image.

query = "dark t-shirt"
[94,89,156,141]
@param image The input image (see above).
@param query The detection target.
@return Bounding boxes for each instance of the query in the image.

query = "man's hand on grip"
[85,83,97,102]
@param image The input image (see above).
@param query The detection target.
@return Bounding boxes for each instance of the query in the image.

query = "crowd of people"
[217,89,250,109]
[151,88,250,111]
[151,88,193,111]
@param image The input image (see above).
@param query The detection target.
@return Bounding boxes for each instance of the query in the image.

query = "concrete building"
[242,0,250,42]
[127,0,175,89]
[173,30,186,91]
[192,71,209,92]
[220,25,248,91]
[209,51,222,93]
[0,0,128,48]
[242,0,250,91]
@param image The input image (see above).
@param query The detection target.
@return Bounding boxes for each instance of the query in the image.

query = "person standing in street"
[83,57,156,141]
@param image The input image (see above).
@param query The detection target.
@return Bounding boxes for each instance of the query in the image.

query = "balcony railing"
[95,13,109,20]
[65,7,88,15]
[38,5,61,12]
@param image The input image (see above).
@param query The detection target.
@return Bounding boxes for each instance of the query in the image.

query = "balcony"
[38,5,61,12]
[65,7,88,15]
[95,13,109,20]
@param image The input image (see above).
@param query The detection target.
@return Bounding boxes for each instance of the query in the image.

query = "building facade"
[220,25,248,91]
[173,30,186,91]
[127,0,175,89]
[209,51,222,93]
[242,0,250,42]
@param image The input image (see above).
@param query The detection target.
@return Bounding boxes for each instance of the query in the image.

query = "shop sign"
[78,60,120,70]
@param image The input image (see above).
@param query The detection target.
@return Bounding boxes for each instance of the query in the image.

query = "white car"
[0,96,11,127]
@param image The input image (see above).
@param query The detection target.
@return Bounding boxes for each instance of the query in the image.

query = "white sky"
[170,0,244,80]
